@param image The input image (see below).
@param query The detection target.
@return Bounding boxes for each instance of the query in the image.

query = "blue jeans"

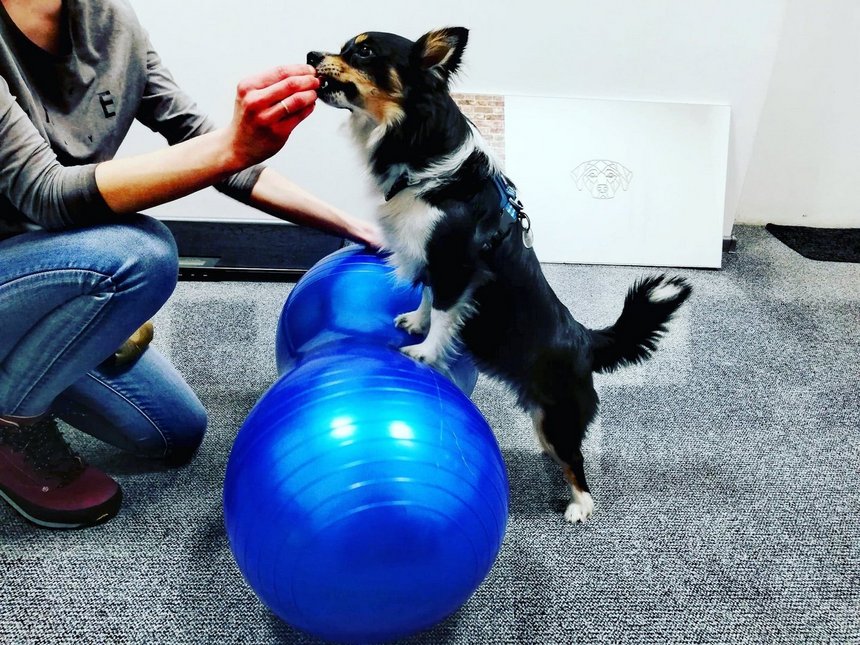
[0,215,207,462]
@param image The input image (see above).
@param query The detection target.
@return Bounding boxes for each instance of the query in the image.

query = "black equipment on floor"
[163,220,347,281]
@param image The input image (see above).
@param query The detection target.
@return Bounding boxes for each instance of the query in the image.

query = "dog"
[308,28,691,523]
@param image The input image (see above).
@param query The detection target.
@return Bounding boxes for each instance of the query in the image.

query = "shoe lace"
[0,417,86,486]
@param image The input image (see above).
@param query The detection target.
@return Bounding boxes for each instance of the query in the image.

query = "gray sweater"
[0,0,263,239]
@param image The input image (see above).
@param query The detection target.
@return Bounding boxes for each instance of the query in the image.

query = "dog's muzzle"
[306,51,336,97]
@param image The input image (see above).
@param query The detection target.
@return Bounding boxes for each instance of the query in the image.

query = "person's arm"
[0,65,317,229]
[0,76,111,229]
[249,168,382,247]
[95,66,318,214]
[134,44,381,247]
[133,40,266,203]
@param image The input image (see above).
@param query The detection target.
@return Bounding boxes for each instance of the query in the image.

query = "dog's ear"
[571,162,592,190]
[413,27,469,83]
[618,163,633,189]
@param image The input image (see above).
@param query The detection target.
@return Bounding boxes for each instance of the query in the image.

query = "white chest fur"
[348,112,489,284]
[378,191,445,283]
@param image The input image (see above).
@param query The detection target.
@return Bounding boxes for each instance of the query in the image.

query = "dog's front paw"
[395,311,428,336]
[564,492,594,524]
[400,342,439,366]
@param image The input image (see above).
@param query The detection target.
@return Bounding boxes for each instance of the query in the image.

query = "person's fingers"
[260,89,318,125]
[270,102,316,137]
[236,64,316,94]
[249,76,320,119]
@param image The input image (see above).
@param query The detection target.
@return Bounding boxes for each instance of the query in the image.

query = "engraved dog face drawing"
[571,160,633,199]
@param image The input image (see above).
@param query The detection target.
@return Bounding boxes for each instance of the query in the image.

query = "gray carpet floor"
[1,225,858,644]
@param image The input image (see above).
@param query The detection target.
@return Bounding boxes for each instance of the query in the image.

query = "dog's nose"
[307,51,324,68]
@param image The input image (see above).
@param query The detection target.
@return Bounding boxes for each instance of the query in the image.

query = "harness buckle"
[519,212,534,249]
[494,174,535,249]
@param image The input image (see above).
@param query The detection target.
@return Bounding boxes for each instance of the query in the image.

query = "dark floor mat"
[765,223,860,263]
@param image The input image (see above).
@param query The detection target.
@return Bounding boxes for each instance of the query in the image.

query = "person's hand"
[345,217,385,249]
[226,64,319,169]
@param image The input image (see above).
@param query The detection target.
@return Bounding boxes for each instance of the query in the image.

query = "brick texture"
[452,93,505,168]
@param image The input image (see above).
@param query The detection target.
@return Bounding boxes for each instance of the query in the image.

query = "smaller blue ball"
[276,245,478,395]
[276,245,417,362]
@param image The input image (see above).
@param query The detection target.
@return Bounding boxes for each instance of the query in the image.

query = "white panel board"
[505,95,729,268]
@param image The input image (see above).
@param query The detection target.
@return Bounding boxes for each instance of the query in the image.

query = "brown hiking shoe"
[0,417,122,529]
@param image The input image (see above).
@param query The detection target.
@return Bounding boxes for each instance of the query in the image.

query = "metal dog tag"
[520,214,534,249]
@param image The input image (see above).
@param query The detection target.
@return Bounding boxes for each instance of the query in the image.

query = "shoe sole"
[0,486,122,530]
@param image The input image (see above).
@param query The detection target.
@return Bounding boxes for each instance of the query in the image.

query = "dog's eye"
[356,44,374,58]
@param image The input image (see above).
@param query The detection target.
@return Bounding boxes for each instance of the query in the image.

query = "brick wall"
[451,93,505,168]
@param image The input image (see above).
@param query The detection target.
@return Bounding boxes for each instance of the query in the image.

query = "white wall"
[737,0,860,229]
[123,0,786,239]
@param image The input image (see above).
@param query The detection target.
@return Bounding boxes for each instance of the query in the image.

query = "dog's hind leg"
[532,383,599,523]
[560,450,594,523]
[395,286,431,336]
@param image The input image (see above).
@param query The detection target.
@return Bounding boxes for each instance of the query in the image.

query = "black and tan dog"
[308,28,691,523]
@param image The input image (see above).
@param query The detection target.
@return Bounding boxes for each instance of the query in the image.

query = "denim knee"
[111,215,179,315]
[160,396,209,466]
[0,217,181,417]
[139,399,209,466]
[53,345,208,467]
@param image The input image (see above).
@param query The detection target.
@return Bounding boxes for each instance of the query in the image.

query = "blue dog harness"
[383,170,534,252]
[484,174,534,253]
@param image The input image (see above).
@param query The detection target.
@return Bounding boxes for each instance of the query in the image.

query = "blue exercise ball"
[276,244,478,395]
[224,343,509,644]
[276,245,416,361]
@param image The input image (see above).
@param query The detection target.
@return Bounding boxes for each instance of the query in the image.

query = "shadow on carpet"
[765,223,860,262]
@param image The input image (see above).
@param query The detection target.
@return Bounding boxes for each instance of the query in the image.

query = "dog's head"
[307,28,468,127]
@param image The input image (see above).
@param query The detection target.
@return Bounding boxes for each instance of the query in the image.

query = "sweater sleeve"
[134,39,264,203]
[0,76,113,229]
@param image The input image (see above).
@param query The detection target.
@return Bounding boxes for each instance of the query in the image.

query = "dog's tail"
[589,275,692,374]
